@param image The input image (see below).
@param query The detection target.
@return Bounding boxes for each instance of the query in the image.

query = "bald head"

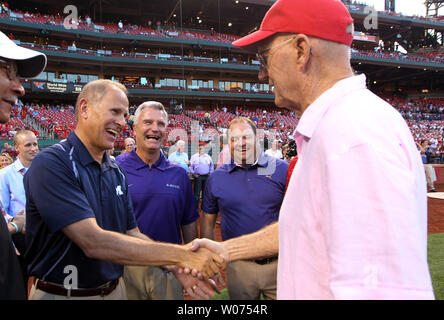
[256,33,354,114]
[75,79,128,120]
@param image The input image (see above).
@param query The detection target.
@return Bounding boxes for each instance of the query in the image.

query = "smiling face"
[134,107,167,154]
[0,154,11,168]
[77,85,129,159]
[229,121,258,166]
[15,131,39,165]
[124,138,135,154]
[0,59,25,124]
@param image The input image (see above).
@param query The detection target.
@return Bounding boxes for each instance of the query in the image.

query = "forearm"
[85,228,188,267]
[200,217,215,240]
[182,222,198,244]
[224,222,279,262]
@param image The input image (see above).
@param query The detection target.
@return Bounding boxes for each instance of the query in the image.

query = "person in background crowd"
[189,143,214,209]
[418,140,437,192]
[265,140,283,159]
[216,134,231,168]
[115,137,136,163]
[0,130,38,218]
[168,139,190,173]
[0,152,13,168]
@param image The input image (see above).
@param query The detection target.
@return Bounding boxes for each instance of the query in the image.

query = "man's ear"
[77,98,89,120]
[292,34,312,72]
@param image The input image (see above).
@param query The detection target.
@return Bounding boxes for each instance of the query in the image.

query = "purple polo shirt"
[115,152,130,164]
[118,150,199,244]
[202,153,288,241]
[189,153,214,175]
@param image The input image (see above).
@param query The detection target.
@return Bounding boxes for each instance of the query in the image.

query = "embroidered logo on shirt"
[166,184,180,190]
[116,185,124,196]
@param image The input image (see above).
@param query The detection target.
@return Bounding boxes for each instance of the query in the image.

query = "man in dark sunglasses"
[0,30,46,300]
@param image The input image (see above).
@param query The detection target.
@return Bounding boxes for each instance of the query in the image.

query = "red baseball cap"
[232,0,354,49]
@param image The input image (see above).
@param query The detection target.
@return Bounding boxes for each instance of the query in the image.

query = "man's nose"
[11,77,25,97]
[258,67,268,82]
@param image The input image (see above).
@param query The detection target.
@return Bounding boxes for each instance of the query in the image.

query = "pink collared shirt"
[278,75,434,300]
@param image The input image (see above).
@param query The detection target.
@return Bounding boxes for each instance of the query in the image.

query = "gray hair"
[133,101,168,125]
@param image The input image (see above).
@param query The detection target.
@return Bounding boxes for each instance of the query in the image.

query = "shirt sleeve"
[208,156,214,174]
[323,142,433,299]
[122,168,137,231]
[24,152,96,234]
[189,155,196,174]
[0,170,11,216]
[201,175,218,215]
[180,171,199,225]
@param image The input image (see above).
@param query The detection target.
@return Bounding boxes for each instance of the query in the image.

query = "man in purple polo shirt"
[118,101,214,300]
[200,117,288,300]
[189,143,214,209]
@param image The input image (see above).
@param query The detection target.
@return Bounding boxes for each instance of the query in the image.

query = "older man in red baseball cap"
[192,0,434,300]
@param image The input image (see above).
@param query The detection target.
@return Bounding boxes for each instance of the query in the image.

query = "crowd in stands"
[2,4,444,67]
[0,5,240,44]
[343,0,444,23]
[353,49,444,65]
[2,96,441,162]
[0,96,444,161]
[12,36,444,69]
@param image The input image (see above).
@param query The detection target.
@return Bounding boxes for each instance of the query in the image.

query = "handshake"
[181,238,230,278]
[172,238,230,300]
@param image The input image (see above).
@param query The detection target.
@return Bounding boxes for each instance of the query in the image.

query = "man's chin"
[0,111,11,124]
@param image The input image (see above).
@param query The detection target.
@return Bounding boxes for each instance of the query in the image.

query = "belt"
[252,256,278,265]
[34,278,119,298]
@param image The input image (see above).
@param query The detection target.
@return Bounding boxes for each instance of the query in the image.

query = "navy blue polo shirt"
[202,153,288,241]
[24,132,137,288]
[118,149,199,244]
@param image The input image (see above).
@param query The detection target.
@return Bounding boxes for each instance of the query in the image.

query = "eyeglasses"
[0,58,19,80]
[256,36,297,70]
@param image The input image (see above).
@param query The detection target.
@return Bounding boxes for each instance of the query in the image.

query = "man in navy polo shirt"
[24,80,223,300]
[119,101,213,300]
[200,117,288,300]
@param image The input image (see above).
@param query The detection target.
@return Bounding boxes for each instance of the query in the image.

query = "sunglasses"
[0,58,19,80]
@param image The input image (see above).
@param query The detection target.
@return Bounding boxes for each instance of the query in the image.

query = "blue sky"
[359,0,430,17]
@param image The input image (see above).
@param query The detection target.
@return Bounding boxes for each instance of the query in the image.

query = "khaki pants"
[29,278,127,300]
[424,164,437,191]
[226,260,277,300]
[123,266,183,300]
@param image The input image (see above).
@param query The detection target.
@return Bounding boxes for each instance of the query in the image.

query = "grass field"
[428,232,444,300]
[210,233,444,300]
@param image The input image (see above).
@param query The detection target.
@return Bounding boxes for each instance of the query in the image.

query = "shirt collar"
[128,148,168,171]
[296,74,367,139]
[228,152,268,173]
[67,132,115,168]
[13,158,26,172]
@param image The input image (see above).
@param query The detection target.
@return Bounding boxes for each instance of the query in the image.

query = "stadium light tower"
[385,0,395,12]
[426,0,444,16]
